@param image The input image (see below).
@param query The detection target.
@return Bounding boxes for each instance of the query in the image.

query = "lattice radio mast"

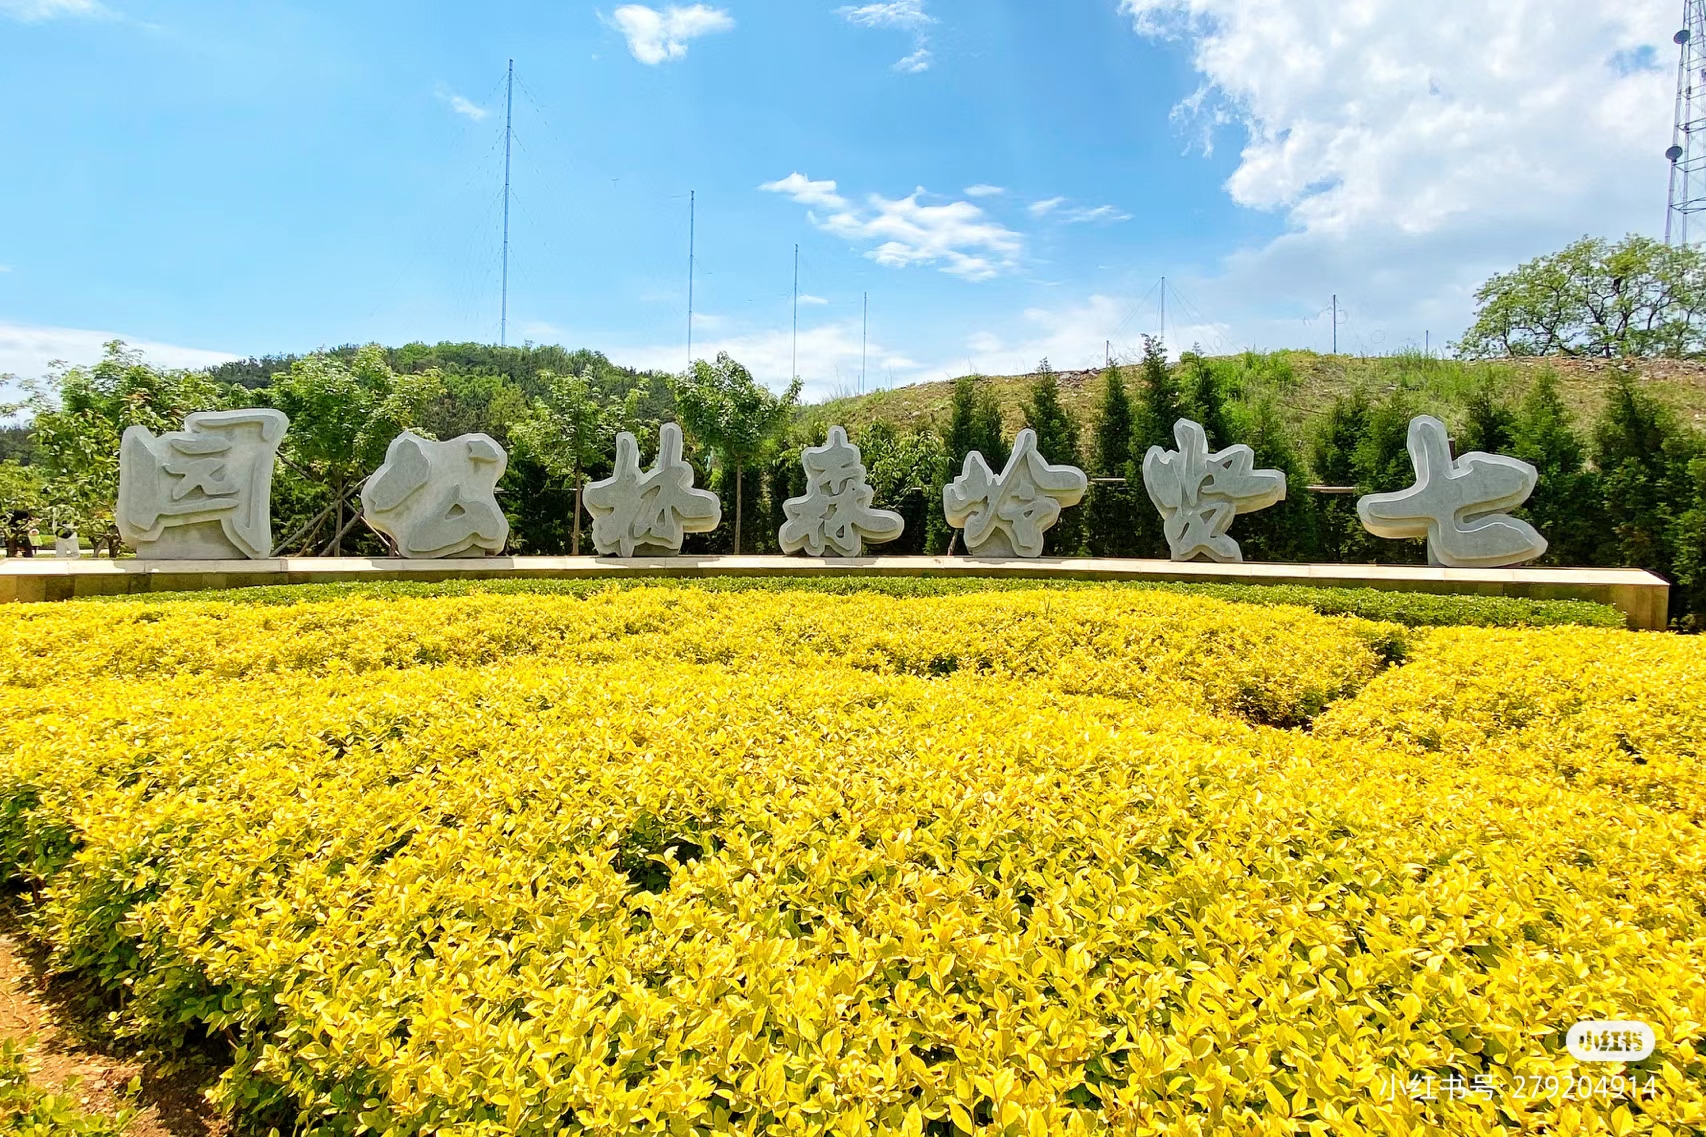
[1667,3,1706,245]
[500,59,514,346]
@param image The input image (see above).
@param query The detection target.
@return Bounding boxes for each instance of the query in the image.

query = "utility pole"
[500,59,513,348]
[1332,294,1338,355]
[687,190,695,369]
[792,244,799,380]
[861,292,868,395]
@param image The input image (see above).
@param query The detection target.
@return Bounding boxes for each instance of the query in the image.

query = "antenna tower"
[500,59,513,347]
[792,244,799,380]
[1668,1,1706,244]
[687,190,695,369]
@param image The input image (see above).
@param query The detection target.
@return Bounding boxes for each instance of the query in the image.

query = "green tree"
[1132,336,1184,454]
[1021,360,1084,555]
[1085,365,1138,557]
[1592,372,1690,575]
[944,375,1007,474]
[264,346,445,555]
[1508,371,1602,566]
[671,353,801,554]
[1310,390,1371,561]
[509,369,640,555]
[1229,397,1318,562]
[24,341,233,532]
[855,423,949,554]
[1180,352,1234,449]
[1458,235,1706,359]
[1458,375,1517,455]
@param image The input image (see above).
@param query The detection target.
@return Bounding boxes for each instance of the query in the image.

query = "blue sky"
[0,0,1678,400]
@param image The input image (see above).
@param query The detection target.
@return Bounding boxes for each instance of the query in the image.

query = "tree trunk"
[734,464,743,555]
[332,487,344,557]
[572,472,584,556]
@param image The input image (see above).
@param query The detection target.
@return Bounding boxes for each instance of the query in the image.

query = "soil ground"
[0,907,226,1136]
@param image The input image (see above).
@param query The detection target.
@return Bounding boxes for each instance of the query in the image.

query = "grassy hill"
[801,351,1706,445]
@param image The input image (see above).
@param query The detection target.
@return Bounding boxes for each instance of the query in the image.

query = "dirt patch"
[0,917,227,1137]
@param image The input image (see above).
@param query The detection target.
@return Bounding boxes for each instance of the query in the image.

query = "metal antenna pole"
[1667,3,1706,245]
[501,59,513,347]
[861,292,868,395]
[687,190,695,369]
[1159,276,1166,344]
[792,244,799,380]
[1332,294,1338,355]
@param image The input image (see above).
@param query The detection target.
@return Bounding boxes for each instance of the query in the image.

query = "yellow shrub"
[0,587,1700,1136]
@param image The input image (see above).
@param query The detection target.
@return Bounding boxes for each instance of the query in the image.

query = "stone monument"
[778,426,904,557]
[361,431,510,558]
[117,409,289,560]
[583,422,722,556]
[943,427,1087,558]
[1357,414,1548,568]
[1142,419,1287,563]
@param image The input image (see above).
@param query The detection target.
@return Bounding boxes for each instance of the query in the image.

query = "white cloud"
[839,0,935,74]
[765,174,1023,281]
[798,294,829,306]
[892,46,932,73]
[963,184,1005,198]
[1118,0,1674,349]
[0,266,11,273]
[957,294,1231,376]
[758,172,849,211]
[1028,197,1065,217]
[620,320,923,400]
[0,322,237,399]
[837,1,933,30]
[0,0,108,20]
[436,87,488,121]
[609,3,733,65]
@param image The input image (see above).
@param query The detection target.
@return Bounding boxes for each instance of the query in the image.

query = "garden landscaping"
[0,581,1700,1135]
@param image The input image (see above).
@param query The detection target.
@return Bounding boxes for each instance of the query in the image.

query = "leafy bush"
[1,590,1701,1134]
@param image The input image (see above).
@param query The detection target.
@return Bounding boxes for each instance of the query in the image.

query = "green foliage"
[1459,234,1706,359]
[0,1040,130,1136]
[93,576,1626,629]
[671,353,801,554]
[1085,366,1140,558]
[1180,352,1234,450]
[1505,371,1603,566]
[1230,397,1319,563]
[1458,376,1517,455]
[1132,335,1183,454]
[944,375,1007,476]
[22,342,235,531]
[0,462,46,523]
[508,369,643,555]
[854,423,949,554]
[1022,360,1083,554]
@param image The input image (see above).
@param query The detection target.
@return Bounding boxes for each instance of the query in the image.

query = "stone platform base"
[0,555,1672,630]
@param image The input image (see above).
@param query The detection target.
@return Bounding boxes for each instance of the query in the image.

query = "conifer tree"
[1022,359,1083,554]
[1509,370,1601,566]
[1231,397,1318,562]
[1459,375,1517,454]
[1310,390,1371,561]
[1180,352,1234,450]
[1132,336,1184,454]
[1086,364,1138,556]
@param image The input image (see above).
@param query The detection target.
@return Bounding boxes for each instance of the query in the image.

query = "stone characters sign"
[944,428,1087,558]
[584,423,722,556]
[1142,419,1287,563]
[361,431,510,558]
[779,426,905,558]
[1358,415,1547,568]
[117,409,289,560]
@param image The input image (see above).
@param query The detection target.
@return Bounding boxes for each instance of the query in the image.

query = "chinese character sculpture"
[117,409,289,559]
[778,426,904,558]
[1142,419,1287,563]
[943,427,1087,558]
[583,422,722,556]
[361,431,510,558]
[1357,414,1548,568]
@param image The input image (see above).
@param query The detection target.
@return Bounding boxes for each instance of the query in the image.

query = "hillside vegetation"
[806,351,1706,446]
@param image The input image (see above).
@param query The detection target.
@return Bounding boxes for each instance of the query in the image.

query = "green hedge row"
[91,576,1626,629]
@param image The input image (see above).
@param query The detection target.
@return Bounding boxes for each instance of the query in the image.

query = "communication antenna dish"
[1677,28,1692,43]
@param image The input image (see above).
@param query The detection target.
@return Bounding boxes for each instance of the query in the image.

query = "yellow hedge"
[0,587,1700,1136]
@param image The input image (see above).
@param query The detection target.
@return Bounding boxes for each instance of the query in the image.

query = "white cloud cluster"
[623,319,922,400]
[958,294,1229,377]
[1118,0,1676,347]
[1029,197,1130,224]
[436,87,488,121]
[838,0,935,73]
[963,184,1005,198]
[609,3,733,65]
[0,0,107,19]
[0,322,236,394]
[761,173,1022,281]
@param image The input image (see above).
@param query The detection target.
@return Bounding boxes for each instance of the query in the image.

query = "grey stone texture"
[361,431,510,558]
[583,422,722,556]
[1142,419,1287,563]
[117,409,289,560]
[779,426,905,557]
[943,428,1087,558]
